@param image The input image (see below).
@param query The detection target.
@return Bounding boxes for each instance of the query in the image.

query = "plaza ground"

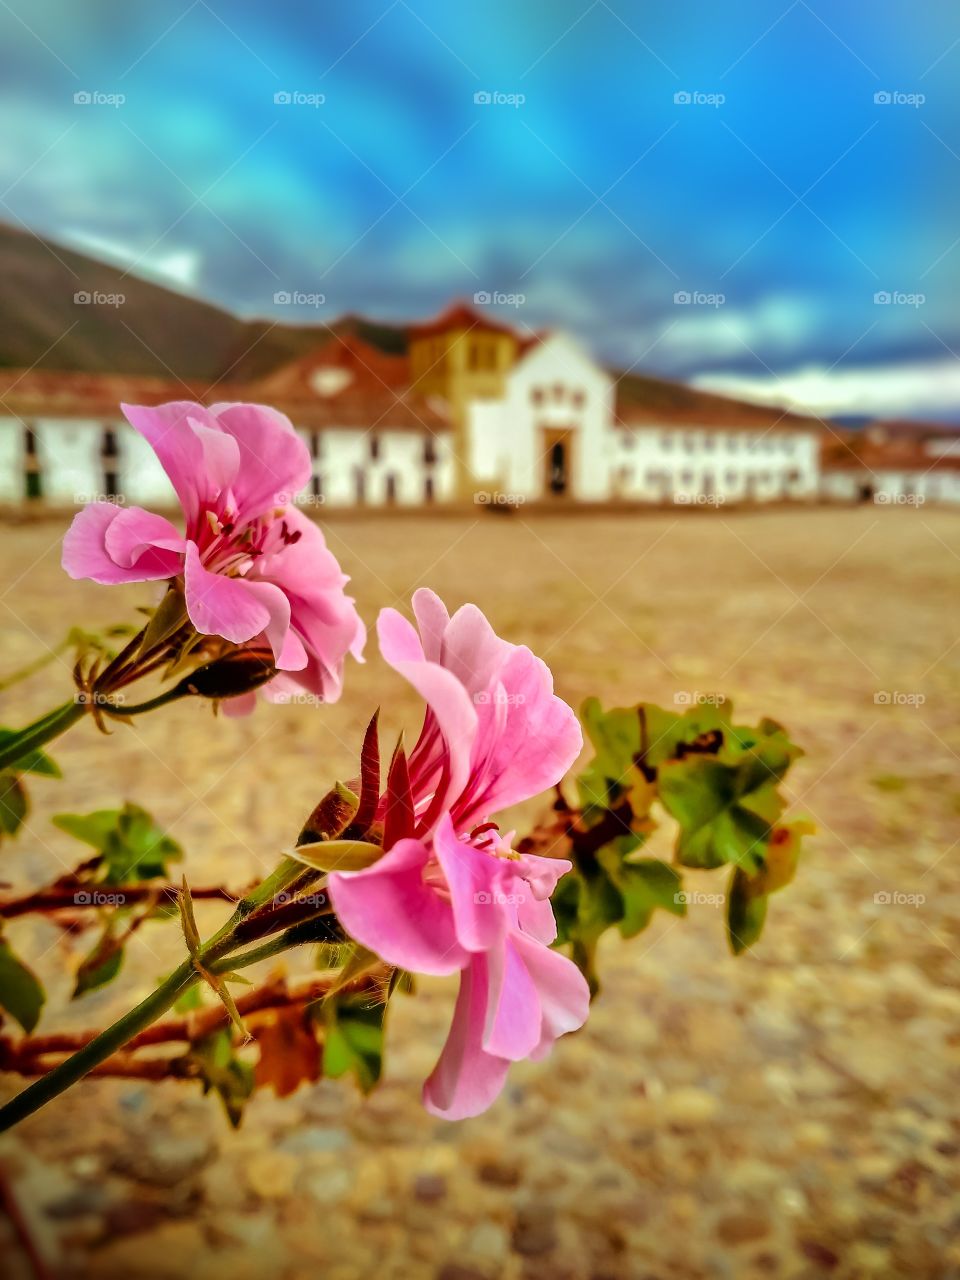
[1,506,958,1279]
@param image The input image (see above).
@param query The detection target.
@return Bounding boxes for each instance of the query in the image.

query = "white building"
[1,306,957,510]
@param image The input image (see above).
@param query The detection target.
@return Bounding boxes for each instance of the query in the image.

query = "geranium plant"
[0,400,809,1131]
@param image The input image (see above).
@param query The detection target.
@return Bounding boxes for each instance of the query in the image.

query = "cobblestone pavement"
[1,507,958,1280]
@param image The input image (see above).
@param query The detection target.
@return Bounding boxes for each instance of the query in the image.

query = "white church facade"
[0,304,956,510]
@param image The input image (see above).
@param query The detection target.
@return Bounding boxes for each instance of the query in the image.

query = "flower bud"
[179,648,276,701]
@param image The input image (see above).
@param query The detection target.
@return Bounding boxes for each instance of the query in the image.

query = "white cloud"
[693,358,960,420]
[62,228,202,291]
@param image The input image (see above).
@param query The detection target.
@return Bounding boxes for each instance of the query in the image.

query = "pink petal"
[411,587,450,662]
[208,402,311,521]
[482,935,542,1060]
[62,503,183,585]
[183,541,289,648]
[188,420,241,495]
[516,854,574,901]
[440,603,510,697]
[253,507,366,691]
[103,506,185,569]
[422,956,512,1120]
[516,894,559,945]
[328,839,467,976]
[121,402,225,527]
[461,644,583,824]
[378,608,478,821]
[509,930,590,1060]
[432,815,507,952]
[220,691,257,717]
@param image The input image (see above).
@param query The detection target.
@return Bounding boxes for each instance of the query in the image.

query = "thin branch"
[0,971,383,1079]
[0,882,241,920]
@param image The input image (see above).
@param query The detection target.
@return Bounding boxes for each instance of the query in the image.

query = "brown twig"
[0,971,384,1079]
[0,882,241,920]
[0,1161,54,1280]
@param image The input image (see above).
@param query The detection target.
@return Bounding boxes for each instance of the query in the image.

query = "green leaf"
[0,936,45,1031]
[659,724,800,872]
[727,869,769,955]
[192,1029,255,1127]
[0,729,62,778]
[53,803,182,883]
[598,851,686,938]
[73,927,125,998]
[725,819,812,954]
[322,992,386,1093]
[0,773,27,838]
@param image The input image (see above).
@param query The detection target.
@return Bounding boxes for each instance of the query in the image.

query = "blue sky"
[2,1,959,418]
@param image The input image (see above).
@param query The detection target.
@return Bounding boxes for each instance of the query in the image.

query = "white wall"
[612,426,820,504]
[466,332,614,500]
[0,418,24,501]
[294,428,455,509]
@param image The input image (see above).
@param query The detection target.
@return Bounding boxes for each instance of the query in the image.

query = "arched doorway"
[542,428,572,497]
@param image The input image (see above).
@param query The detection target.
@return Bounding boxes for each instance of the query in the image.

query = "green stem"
[0,701,87,772]
[0,857,306,1132]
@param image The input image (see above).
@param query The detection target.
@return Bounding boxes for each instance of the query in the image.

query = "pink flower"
[62,401,365,704]
[329,589,589,1119]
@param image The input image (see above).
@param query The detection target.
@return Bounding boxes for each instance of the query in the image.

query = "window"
[369,435,381,462]
[385,473,398,505]
[102,428,118,457]
[681,469,694,485]
[310,432,322,459]
[727,434,740,451]
[354,468,366,505]
[311,474,323,501]
[661,432,674,450]
[553,382,564,401]
[423,436,437,465]
[424,474,435,504]
[572,390,585,409]
[683,433,696,453]
[704,434,715,451]
[531,387,544,405]
[622,432,636,450]
[24,426,37,457]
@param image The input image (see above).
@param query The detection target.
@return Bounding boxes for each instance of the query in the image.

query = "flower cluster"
[329,589,589,1119]
[60,402,589,1121]
[63,401,365,707]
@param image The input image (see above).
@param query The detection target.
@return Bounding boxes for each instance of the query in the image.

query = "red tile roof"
[407,300,518,340]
